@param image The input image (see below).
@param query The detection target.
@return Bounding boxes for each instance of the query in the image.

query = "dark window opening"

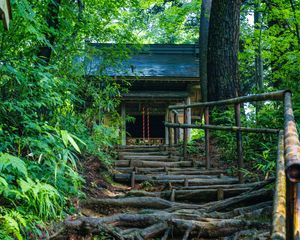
[126,115,165,138]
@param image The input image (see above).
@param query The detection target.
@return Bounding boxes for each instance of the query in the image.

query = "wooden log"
[114,173,225,182]
[271,131,286,240]
[139,222,168,239]
[81,197,199,212]
[217,188,224,200]
[174,178,274,190]
[165,122,280,134]
[168,90,286,109]
[121,178,239,186]
[171,218,270,238]
[120,155,183,162]
[170,189,175,202]
[184,178,189,187]
[201,188,273,213]
[63,212,270,239]
[162,188,251,203]
[126,188,252,203]
[115,167,213,174]
[161,228,171,240]
[115,160,196,168]
[118,151,173,156]
[203,201,273,219]
[131,172,136,188]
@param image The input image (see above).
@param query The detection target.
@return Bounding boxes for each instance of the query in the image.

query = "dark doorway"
[126,115,165,138]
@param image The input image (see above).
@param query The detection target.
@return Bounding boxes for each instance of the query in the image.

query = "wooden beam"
[169,90,288,110]
[165,123,280,134]
[0,0,12,30]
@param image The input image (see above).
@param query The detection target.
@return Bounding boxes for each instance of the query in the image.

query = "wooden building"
[87,44,200,145]
[0,0,12,30]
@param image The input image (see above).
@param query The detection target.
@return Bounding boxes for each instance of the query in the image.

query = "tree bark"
[207,0,241,101]
[199,0,212,102]
[254,1,264,92]
[38,0,61,63]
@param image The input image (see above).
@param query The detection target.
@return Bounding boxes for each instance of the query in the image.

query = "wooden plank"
[115,160,201,168]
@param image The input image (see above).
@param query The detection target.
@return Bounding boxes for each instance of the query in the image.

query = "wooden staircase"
[113,145,261,204]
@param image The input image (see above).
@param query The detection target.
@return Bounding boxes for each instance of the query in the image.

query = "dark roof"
[122,91,189,100]
[85,44,199,78]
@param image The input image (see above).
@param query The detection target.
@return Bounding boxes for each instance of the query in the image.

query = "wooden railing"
[165,90,300,239]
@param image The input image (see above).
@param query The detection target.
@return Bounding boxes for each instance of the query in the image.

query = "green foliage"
[211,104,280,180]
[124,0,201,43]
[0,208,26,240]
[0,0,139,238]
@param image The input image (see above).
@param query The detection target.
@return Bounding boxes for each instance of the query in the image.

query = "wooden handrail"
[271,131,286,239]
[284,92,300,182]
[165,90,300,239]
[164,123,280,134]
[168,90,288,109]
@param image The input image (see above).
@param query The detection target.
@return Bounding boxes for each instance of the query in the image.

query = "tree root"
[56,183,272,239]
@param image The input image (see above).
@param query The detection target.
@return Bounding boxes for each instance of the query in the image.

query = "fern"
[0,154,28,178]
[0,208,26,240]
[16,178,63,220]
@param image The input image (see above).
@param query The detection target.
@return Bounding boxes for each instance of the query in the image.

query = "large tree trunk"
[199,0,212,102]
[207,0,241,101]
[254,1,264,92]
[38,0,61,63]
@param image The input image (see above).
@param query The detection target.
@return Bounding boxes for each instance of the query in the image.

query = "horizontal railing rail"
[164,90,300,239]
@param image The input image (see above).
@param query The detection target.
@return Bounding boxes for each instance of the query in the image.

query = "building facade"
[87,44,200,145]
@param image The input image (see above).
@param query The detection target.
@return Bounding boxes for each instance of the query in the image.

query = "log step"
[173,179,274,190]
[115,167,225,175]
[114,173,228,181]
[119,155,183,161]
[118,151,181,156]
[114,173,238,186]
[127,188,252,203]
[114,160,204,168]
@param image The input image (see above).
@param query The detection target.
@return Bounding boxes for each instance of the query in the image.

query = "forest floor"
[51,143,273,240]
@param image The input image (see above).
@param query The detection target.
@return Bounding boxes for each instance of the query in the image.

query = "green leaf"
[67,134,81,153]
[61,130,69,147]
[0,154,28,178]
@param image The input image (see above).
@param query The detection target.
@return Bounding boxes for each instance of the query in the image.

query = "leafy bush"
[210,103,280,180]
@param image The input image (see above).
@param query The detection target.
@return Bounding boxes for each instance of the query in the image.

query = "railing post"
[167,110,172,150]
[284,91,300,239]
[271,131,286,239]
[121,103,126,146]
[204,107,210,169]
[173,112,178,144]
[235,103,244,183]
[183,107,188,160]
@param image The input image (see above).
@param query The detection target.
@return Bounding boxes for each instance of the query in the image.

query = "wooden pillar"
[183,107,188,160]
[173,112,179,144]
[121,103,126,146]
[168,110,172,149]
[235,103,244,183]
[165,109,169,145]
[204,107,210,169]
[186,97,192,141]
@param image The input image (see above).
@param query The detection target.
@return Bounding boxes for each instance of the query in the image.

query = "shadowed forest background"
[0,0,299,239]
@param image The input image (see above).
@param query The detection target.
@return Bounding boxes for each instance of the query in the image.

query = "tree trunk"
[38,0,61,63]
[199,0,212,102]
[254,1,264,92]
[207,0,241,101]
